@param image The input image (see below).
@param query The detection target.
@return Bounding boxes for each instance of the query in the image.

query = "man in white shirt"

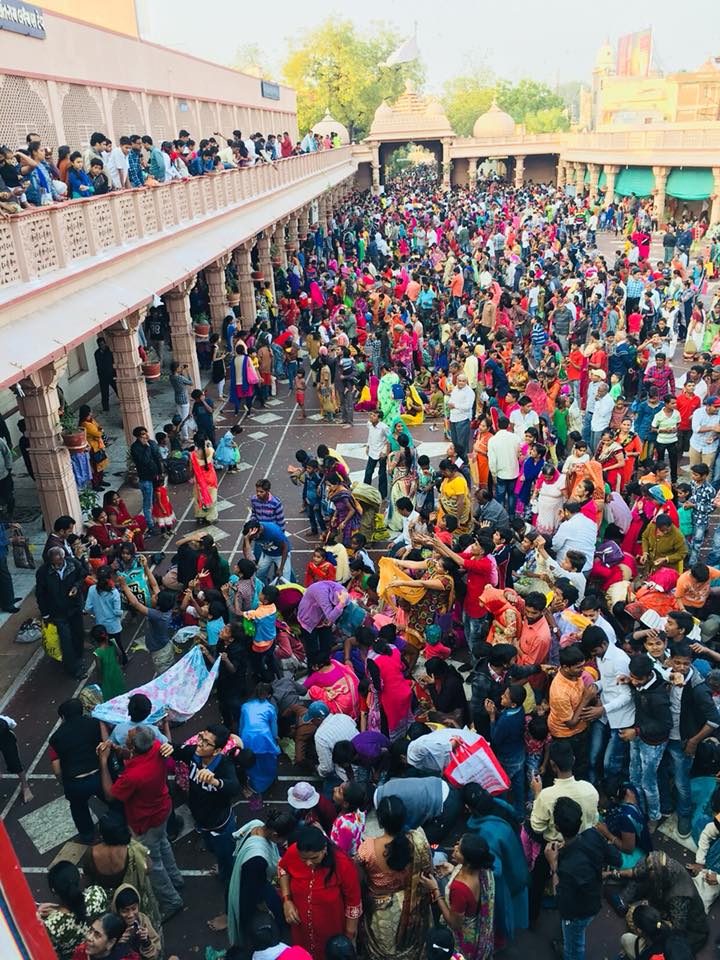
[580,627,634,782]
[407,726,479,773]
[487,416,522,513]
[311,707,359,780]
[389,497,419,558]
[590,382,614,451]
[552,502,597,572]
[363,409,390,499]
[105,136,131,190]
[509,396,540,436]
[448,373,476,459]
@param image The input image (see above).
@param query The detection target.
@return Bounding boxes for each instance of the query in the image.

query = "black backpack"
[167,458,189,485]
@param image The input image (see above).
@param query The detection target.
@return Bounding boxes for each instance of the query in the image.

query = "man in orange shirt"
[450,266,465,315]
[405,272,421,302]
[516,591,552,690]
[676,563,720,644]
[548,645,597,780]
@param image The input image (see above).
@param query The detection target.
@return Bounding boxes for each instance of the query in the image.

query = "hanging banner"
[617,29,653,77]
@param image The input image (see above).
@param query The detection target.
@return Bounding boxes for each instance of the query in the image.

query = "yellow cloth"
[378,556,427,606]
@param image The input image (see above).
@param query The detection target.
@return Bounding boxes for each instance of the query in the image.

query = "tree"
[525,107,571,133]
[281,19,424,141]
[232,42,275,79]
[441,69,495,136]
[495,78,565,123]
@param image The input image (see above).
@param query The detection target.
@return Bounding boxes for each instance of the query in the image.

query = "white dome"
[312,112,349,144]
[472,100,516,138]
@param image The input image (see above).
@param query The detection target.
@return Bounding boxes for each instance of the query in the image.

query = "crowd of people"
[0,125,342,211]
[5,158,720,960]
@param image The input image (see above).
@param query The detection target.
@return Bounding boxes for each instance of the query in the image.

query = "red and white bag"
[443,736,510,795]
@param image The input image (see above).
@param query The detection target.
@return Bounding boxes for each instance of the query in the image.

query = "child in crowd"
[294,369,307,419]
[151,474,175,531]
[416,454,436,512]
[91,625,126,701]
[112,885,161,960]
[89,158,111,195]
[215,425,243,470]
[524,707,551,786]
[302,458,325,536]
[687,462,716,564]
[304,548,336,586]
[349,532,375,572]
[485,684,527,817]
[676,482,694,544]
[243,584,279,682]
[155,431,170,461]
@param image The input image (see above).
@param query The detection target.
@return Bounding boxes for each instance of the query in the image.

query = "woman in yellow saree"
[436,460,473,534]
[400,383,425,427]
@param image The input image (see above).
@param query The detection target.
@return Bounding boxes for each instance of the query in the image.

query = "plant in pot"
[59,407,87,452]
[141,346,161,381]
[78,485,99,522]
[194,312,211,338]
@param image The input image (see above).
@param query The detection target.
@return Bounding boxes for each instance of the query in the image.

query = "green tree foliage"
[524,107,571,133]
[442,73,569,136]
[281,19,424,141]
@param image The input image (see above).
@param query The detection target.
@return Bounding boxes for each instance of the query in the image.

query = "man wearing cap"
[689,397,720,469]
[286,780,336,831]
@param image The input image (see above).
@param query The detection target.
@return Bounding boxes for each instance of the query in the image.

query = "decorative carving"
[87,200,116,250]
[157,185,175,228]
[0,222,21,287]
[118,195,139,242]
[175,186,190,222]
[19,212,58,276]
[138,190,159,234]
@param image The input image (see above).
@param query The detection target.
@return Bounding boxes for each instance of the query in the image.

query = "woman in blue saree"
[464,783,528,944]
[598,779,652,869]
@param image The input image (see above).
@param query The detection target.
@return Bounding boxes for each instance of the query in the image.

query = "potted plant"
[59,407,87,452]
[251,269,264,282]
[194,312,211,338]
[141,346,161,381]
[226,282,240,307]
[78,486,99,521]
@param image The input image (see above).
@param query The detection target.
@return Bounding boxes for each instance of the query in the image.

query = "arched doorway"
[378,140,443,185]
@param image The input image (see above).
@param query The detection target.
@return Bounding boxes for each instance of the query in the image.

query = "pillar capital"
[652,165,670,181]
[603,164,620,175]
[164,275,197,301]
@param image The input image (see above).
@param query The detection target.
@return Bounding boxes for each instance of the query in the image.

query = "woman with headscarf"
[79,404,109,491]
[190,435,218,526]
[480,585,524,646]
[533,460,566,536]
[514,442,545,519]
[231,343,259,416]
[378,363,402,422]
[595,428,626,494]
[463,784,528,944]
[387,430,417,533]
[326,473,361,547]
[596,779,652,870]
[611,851,708,955]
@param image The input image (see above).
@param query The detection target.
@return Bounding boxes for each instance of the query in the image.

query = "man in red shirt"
[676,381,701,456]
[98,725,183,919]
[431,534,498,664]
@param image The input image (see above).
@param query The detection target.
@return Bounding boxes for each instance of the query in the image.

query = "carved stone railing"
[0,147,352,291]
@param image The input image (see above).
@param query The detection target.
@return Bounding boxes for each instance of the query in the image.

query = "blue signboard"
[261,80,280,101]
[0,1,45,39]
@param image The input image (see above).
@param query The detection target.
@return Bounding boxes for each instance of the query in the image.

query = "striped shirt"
[250,494,286,529]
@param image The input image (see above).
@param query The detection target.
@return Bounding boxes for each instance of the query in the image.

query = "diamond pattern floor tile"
[215,499,234,512]
[266,399,283,406]
[251,413,282,424]
[197,524,230,542]
[235,461,253,472]
[20,795,97,854]
[247,431,268,440]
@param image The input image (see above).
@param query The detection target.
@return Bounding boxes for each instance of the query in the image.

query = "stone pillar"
[104,310,153,445]
[317,195,329,233]
[574,162,585,198]
[370,143,380,195]
[164,277,200,388]
[233,243,257,332]
[711,167,720,227]
[273,221,288,270]
[441,139,452,191]
[205,253,232,336]
[514,155,525,188]
[587,163,601,203]
[467,159,478,189]
[286,215,299,257]
[17,359,82,532]
[298,206,310,241]
[256,233,275,300]
[652,165,670,226]
[603,164,619,206]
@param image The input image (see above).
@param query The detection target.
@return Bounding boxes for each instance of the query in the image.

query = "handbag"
[391,383,405,400]
[40,621,62,661]
[11,533,35,569]
[443,735,510,795]
[15,618,42,644]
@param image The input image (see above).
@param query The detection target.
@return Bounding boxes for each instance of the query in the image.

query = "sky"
[140,0,720,92]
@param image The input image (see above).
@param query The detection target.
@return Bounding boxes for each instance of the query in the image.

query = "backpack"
[167,457,190,485]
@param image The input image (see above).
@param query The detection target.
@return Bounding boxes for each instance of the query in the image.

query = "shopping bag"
[11,533,35,569]
[443,735,510,794]
[40,621,62,661]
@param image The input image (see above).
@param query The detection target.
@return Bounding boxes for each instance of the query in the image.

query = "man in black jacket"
[660,641,720,837]
[619,653,672,830]
[160,724,240,892]
[471,642,541,737]
[94,337,117,412]
[35,547,86,678]
[129,426,164,535]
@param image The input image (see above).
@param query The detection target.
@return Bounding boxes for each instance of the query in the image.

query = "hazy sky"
[141,0,720,91]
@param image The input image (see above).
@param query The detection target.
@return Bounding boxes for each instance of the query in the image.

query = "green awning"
[583,170,607,187]
[615,166,654,198]
[666,168,714,201]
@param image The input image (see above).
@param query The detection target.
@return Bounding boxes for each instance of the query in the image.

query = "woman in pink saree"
[366,638,413,740]
[304,654,360,720]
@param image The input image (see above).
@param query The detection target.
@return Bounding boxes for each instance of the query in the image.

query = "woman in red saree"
[569,461,605,525]
[621,484,679,556]
[595,429,625,493]
[616,419,642,488]
[304,653,360,720]
[469,417,493,491]
[190,437,218,525]
[103,490,146,550]
[278,828,361,959]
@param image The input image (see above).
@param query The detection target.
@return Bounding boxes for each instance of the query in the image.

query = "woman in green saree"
[225,811,296,945]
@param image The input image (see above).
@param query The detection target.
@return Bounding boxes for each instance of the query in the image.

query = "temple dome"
[311,112,350,144]
[472,100,516,138]
[594,39,615,74]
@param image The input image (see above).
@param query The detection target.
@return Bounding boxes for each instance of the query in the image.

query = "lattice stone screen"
[61,84,105,151]
[0,76,56,150]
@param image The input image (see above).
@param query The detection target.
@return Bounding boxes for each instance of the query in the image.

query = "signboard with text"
[261,80,280,101]
[0,1,45,38]
[617,29,652,77]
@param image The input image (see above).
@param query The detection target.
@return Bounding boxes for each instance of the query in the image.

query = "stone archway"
[378,139,443,184]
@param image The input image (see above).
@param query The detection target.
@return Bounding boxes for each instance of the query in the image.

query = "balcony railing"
[0,147,352,291]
